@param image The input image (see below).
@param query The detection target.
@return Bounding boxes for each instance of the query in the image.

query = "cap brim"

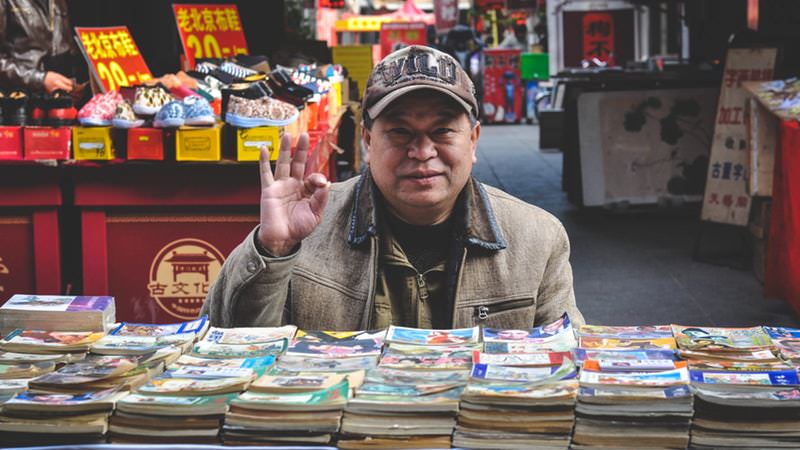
[367,85,473,120]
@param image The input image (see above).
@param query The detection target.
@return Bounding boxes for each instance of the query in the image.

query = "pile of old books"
[454,314,579,450]
[572,325,692,450]
[222,329,378,445]
[673,325,800,449]
[339,326,475,449]
[108,323,280,443]
[0,294,115,336]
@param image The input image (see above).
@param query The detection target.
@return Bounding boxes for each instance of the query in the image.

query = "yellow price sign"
[75,26,153,92]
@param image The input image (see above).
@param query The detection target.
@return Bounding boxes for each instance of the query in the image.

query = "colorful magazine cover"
[137,376,248,394]
[1,330,105,347]
[172,354,275,376]
[202,326,297,345]
[764,326,800,339]
[351,386,464,404]
[0,378,29,394]
[8,387,120,405]
[356,382,460,397]
[578,337,677,351]
[578,384,692,399]
[286,339,382,358]
[470,359,577,384]
[167,366,256,380]
[687,360,793,372]
[472,351,572,366]
[463,379,578,399]
[2,295,113,312]
[293,330,386,343]
[482,313,574,343]
[191,338,288,358]
[251,373,345,391]
[689,369,799,386]
[573,349,677,364]
[364,368,469,386]
[119,392,237,407]
[671,325,773,350]
[111,315,208,337]
[579,367,690,387]
[582,359,684,372]
[379,348,472,370]
[276,355,378,373]
[578,324,673,339]
[385,326,480,346]
[233,379,349,406]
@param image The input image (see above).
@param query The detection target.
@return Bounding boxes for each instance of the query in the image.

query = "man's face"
[363,90,480,225]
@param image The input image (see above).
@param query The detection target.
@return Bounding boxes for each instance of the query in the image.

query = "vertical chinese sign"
[701,47,777,226]
[434,0,458,34]
[380,22,427,60]
[74,26,153,92]
[582,13,614,65]
[172,4,249,68]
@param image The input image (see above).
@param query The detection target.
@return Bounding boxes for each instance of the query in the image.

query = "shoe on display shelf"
[46,89,78,126]
[224,95,299,128]
[111,100,145,129]
[133,85,173,116]
[2,90,28,126]
[182,96,216,126]
[28,92,47,126]
[78,90,123,127]
[153,100,186,128]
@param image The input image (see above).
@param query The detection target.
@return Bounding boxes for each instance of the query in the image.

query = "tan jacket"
[201,173,584,330]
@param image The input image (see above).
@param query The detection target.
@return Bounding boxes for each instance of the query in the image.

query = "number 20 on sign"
[75,26,153,92]
[173,4,249,68]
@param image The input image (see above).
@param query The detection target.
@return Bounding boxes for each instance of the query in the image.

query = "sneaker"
[153,100,186,128]
[225,95,298,128]
[29,93,47,126]
[182,96,215,126]
[111,100,144,128]
[220,82,271,121]
[2,90,28,126]
[78,90,122,126]
[47,89,78,126]
[133,85,173,116]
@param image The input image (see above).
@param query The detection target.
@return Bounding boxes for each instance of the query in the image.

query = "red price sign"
[172,4,249,68]
[582,12,615,64]
[380,22,427,60]
[75,26,153,92]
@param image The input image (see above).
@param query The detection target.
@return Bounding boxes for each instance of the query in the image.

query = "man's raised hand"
[257,133,330,256]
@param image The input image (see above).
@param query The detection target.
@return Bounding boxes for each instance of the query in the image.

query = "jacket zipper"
[451,248,467,326]
[362,235,379,329]
[475,298,536,321]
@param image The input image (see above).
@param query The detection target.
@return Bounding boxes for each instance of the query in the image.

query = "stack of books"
[339,326,477,449]
[454,315,579,450]
[572,324,693,450]
[91,315,209,357]
[27,354,145,393]
[223,372,352,445]
[673,325,800,449]
[0,329,106,357]
[0,295,115,336]
[0,387,127,446]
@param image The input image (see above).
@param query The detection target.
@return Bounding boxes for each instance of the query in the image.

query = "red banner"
[380,22,427,60]
[582,12,615,64]
[75,26,153,92]
[319,0,345,8]
[172,4,249,68]
[434,0,458,34]
[475,0,505,14]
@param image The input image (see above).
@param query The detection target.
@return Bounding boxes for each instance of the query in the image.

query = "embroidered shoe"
[224,95,299,128]
[78,90,123,126]
[182,96,215,126]
[133,85,173,116]
[111,100,144,128]
[153,100,186,128]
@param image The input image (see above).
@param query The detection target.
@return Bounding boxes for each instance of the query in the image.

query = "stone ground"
[471,124,799,327]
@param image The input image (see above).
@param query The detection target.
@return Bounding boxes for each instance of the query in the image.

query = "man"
[0,0,78,92]
[201,45,583,330]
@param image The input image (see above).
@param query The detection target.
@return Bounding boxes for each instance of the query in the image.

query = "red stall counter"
[73,164,260,323]
[0,163,63,300]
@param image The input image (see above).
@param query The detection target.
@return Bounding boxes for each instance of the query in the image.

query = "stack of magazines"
[673,325,800,449]
[274,330,383,374]
[454,315,579,450]
[338,326,476,449]
[0,295,115,335]
[572,325,693,450]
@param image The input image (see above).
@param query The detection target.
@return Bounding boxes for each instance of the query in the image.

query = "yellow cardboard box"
[176,126,221,161]
[236,126,281,161]
[73,126,114,160]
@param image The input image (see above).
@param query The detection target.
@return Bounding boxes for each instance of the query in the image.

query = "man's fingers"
[275,134,292,179]
[259,145,274,187]
[291,133,310,180]
[305,173,331,218]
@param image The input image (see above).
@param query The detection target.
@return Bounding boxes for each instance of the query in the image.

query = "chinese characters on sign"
[74,26,153,92]
[172,4,249,68]
[434,0,458,34]
[379,22,427,60]
[582,12,615,65]
[701,48,777,226]
[319,0,345,8]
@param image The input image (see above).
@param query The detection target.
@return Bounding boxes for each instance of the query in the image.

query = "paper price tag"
[173,4,249,68]
[75,26,153,92]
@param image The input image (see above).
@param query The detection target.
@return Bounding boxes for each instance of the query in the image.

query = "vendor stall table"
[0,163,63,299]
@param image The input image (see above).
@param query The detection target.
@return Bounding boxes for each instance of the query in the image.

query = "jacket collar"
[347,171,507,251]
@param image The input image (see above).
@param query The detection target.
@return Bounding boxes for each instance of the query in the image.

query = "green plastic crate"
[521,53,549,81]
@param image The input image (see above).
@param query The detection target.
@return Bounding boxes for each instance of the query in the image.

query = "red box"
[127,128,164,160]
[24,126,71,160]
[482,49,523,124]
[75,164,260,323]
[0,127,23,160]
[0,165,63,300]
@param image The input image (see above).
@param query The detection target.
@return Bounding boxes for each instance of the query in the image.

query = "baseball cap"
[362,45,478,121]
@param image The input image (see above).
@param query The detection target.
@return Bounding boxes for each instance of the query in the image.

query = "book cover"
[379,348,472,370]
[276,355,378,373]
[202,326,297,345]
[167,366,256,380]
[463,379,578,399]
[234,379,349,406]
[472,351,571,366]
[578,337,677,350]
[385,326,479,346]
[364,367,469,386]
[1,330,105,347]
[111,315,208,337]
[573,349,677,363]
[578,384,692,399]
[579,367,690,386]
[294,329,386,343]
[173,354,275,376]
[671,325,773,350]
[286,339,382,358]
[583,359,684,372]
[191,338,288,358]
[689,369,799,385]
[579,324,673,339]
[250,373,347,393]
[482,313,574,343]
[7,387,120,406]
[2,295,113,312]
[356,382,462,397]
[137,376,249,394]
[471,360,577,383]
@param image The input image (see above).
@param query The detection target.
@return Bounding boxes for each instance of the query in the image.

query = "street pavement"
[471,124,799,327]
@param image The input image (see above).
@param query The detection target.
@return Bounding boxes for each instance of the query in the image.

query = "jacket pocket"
[474,297,536,321]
